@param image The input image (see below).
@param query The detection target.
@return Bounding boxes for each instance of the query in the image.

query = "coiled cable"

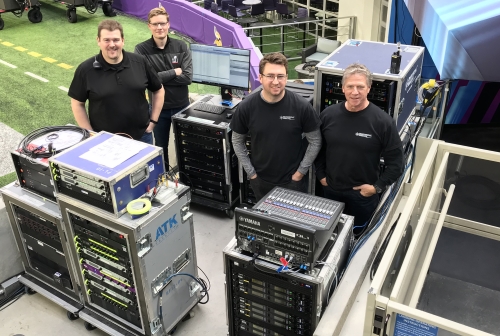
[18,125,90,159]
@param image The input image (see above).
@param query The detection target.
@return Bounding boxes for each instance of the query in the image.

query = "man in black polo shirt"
[231,53,322,202]
[315,63,403,231]
[135,7,192,168]
[69,20,164,143]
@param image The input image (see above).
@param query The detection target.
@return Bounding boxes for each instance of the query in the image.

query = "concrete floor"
[0,203,235,336]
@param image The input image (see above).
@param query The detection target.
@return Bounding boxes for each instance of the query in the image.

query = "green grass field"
[0,3,312,188]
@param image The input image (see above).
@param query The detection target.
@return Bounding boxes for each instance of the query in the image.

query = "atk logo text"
[155,214,179,245]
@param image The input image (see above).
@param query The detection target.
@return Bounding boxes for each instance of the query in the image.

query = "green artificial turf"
[0,2,218,136]
[0,172,16,188]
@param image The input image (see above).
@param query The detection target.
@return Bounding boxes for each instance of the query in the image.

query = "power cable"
[18,125,90,160]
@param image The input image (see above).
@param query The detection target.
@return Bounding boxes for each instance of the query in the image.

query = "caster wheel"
[67,8,77,23]
[225,209,234,219]
[67,311,79,321]
[168,326,177,335]
[102,2,116,17]
[28,8,42,23]
[84,321,97,331]
[0,17,4,30]
[26,287,37,295]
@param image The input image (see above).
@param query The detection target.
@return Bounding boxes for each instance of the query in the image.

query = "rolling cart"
[172,98,240,219]
[0,0,42,30]
[51,0,115,23]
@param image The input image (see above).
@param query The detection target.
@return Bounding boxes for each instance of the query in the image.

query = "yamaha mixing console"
[235,188,344,266]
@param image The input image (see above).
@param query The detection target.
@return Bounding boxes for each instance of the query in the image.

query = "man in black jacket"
[135,7,193,169]
[315,63,403,231]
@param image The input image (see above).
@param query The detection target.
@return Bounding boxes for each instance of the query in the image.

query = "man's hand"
[146,122,156,133]
[320,178,328,186]
[291,171,304,181]
[174,68,183,76]
[353,184,376,197]
[250,174,257,179]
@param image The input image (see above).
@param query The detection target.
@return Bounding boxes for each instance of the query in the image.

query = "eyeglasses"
[261,74,287,81]
[149,22,169,28]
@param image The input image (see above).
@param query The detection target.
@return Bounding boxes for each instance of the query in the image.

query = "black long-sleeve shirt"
[135,36,192,109]
[315,102,404,191]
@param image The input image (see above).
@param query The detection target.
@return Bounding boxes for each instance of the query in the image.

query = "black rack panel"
[226,253,320,336]
[68,213,141,328]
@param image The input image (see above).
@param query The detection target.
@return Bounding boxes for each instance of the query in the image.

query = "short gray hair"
[342,63,372,87]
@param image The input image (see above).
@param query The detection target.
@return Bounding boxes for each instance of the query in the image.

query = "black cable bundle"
[0,284,26,312]
[13,0,27,17]
[83,0,99,14]
[18,125,90,160]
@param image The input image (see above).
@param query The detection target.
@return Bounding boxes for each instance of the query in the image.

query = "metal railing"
[242,16,356,60]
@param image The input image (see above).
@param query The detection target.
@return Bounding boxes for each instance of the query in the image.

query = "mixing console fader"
[235,188,344,266]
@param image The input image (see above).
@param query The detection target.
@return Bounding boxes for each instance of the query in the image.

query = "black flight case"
[172,100,240,218]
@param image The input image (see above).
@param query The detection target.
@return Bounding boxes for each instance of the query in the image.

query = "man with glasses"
[69,20,164,143]
[231,53,322,201]
[135,7,192,170]
[315,63,403,232]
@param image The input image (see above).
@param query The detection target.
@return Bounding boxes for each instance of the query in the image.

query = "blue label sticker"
[394,314,438,336]
[323,61,339,68]
[347,40,362,46]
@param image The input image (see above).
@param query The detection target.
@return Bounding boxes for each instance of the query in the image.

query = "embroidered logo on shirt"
[355,132,372,138]
[172,55,178,64]
[280,116,295,120]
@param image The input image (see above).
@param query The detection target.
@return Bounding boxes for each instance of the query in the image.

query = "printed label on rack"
[149,164,155,172]
[281,229,296,238]
[394,314,438,336]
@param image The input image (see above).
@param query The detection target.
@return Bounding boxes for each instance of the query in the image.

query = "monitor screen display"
[191,44,251,90]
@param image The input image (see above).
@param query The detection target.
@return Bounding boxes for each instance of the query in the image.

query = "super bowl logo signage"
[155,214,179,245]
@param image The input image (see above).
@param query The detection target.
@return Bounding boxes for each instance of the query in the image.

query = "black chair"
[211,1,218,14]
[275,3,292,19]
[216,0,223,11]
[234,0,250,11]
[295,8,308,47]
[296,7,307,18]
[221,0,233,16]
[263,0,276,12]
[250,2,265,18]
[204,0,212,10]
[228,4,246,21]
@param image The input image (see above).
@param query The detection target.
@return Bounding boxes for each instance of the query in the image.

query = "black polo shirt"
[68,50,162,140]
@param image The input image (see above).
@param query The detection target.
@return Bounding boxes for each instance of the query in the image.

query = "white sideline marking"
[0,59,17,68]
[25,72,49,82]
[58,86,69,92]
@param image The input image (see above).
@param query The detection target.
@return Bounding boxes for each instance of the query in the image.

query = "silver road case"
[313,39,424,132]
[0,182,82,310]
[57,185,200,335]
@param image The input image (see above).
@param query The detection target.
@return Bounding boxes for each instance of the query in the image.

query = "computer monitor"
[191,44,251,100]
